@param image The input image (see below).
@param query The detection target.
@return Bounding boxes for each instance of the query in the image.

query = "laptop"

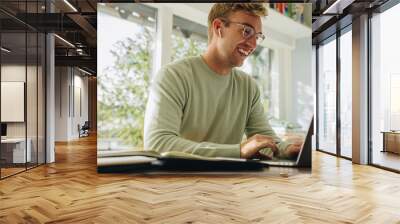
[260,117,313,168]
[98,117,313,173]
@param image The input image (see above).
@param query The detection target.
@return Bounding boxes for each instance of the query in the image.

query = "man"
[144,3,301,159]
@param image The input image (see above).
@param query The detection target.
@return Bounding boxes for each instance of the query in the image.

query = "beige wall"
[54,67,89,141]
[1,65,39,138]
[88,77,97,132]
[1,64,45,164]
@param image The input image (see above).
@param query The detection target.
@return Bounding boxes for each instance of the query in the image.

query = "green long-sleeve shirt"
[144,56,290,158]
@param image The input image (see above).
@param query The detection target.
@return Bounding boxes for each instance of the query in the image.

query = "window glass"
[171,15,208,62]
[340,29,352,158]
[241,47,274,119]
[318,37,337,154]
[1,31,28,177]
[97,3,156,150]
[371,3,400,170]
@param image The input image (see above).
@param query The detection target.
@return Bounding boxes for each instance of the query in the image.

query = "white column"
[352,14,369,164]
[67,68,74,140]
[152,6,173,78]
[46,33,55,163]
[278,47,292,122]
[312,45,317,150]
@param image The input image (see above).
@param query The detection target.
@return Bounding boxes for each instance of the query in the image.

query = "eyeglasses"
[220,18,265,45]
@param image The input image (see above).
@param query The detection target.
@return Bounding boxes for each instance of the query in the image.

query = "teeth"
[238,48,250,56]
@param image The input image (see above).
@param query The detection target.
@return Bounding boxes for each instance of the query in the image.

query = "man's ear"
[213,19,223,38]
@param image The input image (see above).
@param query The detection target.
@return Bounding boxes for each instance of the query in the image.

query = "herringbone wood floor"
[1,135,400,224]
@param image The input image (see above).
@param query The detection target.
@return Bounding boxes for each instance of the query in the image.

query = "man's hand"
[285,142,303,158]
[240,134,278,159]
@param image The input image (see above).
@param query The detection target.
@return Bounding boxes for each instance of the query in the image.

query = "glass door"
[1,30,28,178]
[370,3,400,171]
[339,27,352,158]
[0,1,47,179]
[317,36,337,154]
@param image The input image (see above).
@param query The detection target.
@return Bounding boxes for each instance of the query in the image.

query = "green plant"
[171,34,207,62]
[98,26,153,147]
[98,27,208,147]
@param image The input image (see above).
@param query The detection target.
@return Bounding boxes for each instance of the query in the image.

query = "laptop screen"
[295,116,313,167]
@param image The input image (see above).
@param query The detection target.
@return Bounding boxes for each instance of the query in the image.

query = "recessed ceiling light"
[63,0,78,12]
[1,47,11,53]
[54,34,75,48]
[78,67,92,76]
[322,0,352,15]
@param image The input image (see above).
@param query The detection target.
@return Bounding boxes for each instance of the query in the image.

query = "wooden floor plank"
[0,135,400,223]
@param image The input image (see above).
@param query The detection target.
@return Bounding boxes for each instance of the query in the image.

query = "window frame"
[315,25,353,161]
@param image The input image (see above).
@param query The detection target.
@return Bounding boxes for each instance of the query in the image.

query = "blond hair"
[207,3,267,44]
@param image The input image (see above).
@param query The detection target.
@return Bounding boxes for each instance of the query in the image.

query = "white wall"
[1,65,26,139]
[72,73,89,138]
[1,65,31,137]
[55,67,89,141]
[55,67,69,141]
[278,47,292,122]
[290,37,313,128]
[2,64,46,163]
[312,45,317,150]
[1,65,26,81]
[270,36,312,130]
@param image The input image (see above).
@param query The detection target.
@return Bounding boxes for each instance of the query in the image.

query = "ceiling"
[311,0,391,44]
[0,0,97,75]
[1,0,397,74]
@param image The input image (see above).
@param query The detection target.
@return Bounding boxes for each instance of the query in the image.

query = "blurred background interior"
[97,3,313,152]
[1,0,400,179]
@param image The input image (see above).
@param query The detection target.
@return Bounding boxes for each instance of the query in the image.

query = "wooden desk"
[97,156,311,176]
[382,131,400,154]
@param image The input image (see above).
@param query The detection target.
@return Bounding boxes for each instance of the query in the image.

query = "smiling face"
[216,11,263,67]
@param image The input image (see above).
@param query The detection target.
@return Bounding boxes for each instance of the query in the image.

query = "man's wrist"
[239,143,244,158]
